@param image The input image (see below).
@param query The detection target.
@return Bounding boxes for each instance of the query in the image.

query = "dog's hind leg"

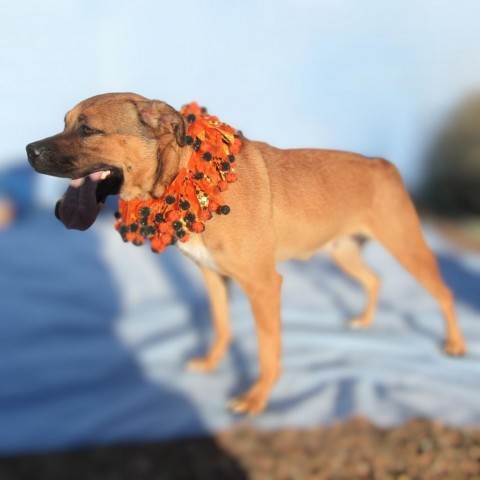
[375,224,466,355]
[187,267,231,372]
[330,236,380,328]
[370,160,466,355]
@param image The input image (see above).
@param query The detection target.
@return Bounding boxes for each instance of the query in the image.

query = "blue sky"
[2,0,480,190]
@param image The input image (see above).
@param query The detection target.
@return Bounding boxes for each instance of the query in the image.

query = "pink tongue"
[70,172,104,187]
[57,175,102,231]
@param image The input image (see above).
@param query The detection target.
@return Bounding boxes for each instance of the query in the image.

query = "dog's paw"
[185,356,219,373]
[347,316,373,329]
[444,338,467,357]
[227,396,265,415]
[227,391,268,415]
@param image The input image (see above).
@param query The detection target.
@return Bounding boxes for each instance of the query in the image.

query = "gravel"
[1,418,479,480]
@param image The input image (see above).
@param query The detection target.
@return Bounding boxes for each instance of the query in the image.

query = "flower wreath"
[114,102,242,253]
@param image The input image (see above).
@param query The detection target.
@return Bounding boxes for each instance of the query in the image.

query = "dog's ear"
[136,100,186,147]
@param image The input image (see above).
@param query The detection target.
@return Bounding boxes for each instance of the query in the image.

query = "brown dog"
[26,92,466,414]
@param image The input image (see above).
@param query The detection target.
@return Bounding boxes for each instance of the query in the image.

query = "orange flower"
[166,210,181,222]
[151,237,167,252]
[198,210,212,221]
[225,172,237,183]
[208,200,219,212]
[161,234,173,245]
[159,222,170,233]
[191,221,205,233]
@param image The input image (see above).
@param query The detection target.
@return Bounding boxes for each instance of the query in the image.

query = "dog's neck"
[114,103,242,253]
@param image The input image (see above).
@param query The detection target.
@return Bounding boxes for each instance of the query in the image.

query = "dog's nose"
[26,143,43,164]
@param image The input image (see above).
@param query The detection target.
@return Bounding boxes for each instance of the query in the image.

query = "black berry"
[221,162,230,171]
[193,172,204,180]
[219,205,231,215]
[140,207,151,217]
[229,155,235,163]
[203,152,212,161]
[187,114,196,123]
[130,223,139,233]
[179,200,190,210]
[165,195,175,205]
[114,211,121,219]
[185,135,194,145]
[176,229,186,239]
[193,139,201,151]
[155,213,164,223]
[185,212,195,222]
[173,221,183,230]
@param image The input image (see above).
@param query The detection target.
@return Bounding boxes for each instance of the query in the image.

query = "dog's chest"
[176,236,217,270]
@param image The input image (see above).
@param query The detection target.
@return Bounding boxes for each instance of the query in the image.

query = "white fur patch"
[176,236,217,270]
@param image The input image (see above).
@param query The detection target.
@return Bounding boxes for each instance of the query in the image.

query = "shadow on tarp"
[0,211,246,479]
[437,253,480,312]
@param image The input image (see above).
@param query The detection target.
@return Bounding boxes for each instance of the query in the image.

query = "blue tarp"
[0,210,479,454]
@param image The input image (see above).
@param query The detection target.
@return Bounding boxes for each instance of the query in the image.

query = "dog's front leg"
[228,269,283,415]
[187,266,231,372]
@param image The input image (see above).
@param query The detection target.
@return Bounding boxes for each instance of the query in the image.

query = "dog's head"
[26,92,187,230]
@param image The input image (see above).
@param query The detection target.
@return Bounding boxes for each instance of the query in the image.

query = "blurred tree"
[420,93,480,218]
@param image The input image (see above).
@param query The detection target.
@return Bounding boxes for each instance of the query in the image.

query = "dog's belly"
[176,235,217,270]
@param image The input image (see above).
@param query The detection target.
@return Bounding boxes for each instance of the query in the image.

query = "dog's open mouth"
[55,167,123,230]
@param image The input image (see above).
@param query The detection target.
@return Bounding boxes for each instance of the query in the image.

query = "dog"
[26,92,466,414]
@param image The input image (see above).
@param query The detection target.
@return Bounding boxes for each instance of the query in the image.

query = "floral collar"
[114,103,242,253]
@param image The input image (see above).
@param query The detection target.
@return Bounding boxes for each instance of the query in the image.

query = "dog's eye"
[82,125,97,136]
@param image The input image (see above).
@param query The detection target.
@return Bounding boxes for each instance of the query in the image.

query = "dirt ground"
[1,418,480,480]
